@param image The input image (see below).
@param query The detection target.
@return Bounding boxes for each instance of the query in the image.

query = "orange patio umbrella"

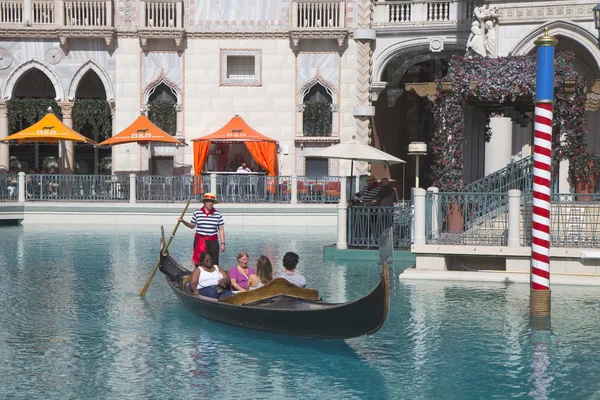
[0,112,97,144]
[97,115,184,146]
[192,115,278,176]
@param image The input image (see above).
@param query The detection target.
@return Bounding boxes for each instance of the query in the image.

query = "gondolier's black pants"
[194,236,220,265]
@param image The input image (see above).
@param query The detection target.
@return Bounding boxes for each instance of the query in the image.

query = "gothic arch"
[373,38,464,82]
[67,59,115,101]
[143,73,181,105]
[298,71,337,104]
[510,20,600,73]
[2,59,64,101]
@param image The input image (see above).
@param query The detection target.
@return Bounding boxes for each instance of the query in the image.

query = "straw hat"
[202,192,219,203]
[366,175,377,183]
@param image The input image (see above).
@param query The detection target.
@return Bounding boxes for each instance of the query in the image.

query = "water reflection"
[2,225,600,399]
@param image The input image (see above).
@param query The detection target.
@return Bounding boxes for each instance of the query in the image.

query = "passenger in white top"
[236,162,251,173]
[247,255,274,290]
[277,252,307,288]
[189,252,234,299]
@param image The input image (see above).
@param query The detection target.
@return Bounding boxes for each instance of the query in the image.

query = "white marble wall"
[142,52,183,95]
[184,38,296,175]
[187,0,289,30]
[0,38,116,101]
[113,38,143,173]
[297,53,339,97]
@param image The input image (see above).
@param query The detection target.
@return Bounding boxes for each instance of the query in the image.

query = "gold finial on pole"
[534,27,558,47]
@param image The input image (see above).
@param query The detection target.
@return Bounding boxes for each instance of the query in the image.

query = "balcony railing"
[63,0,111,27]
[292,0,345,29]
[374,0,475,27]
[32,0,54,24]
[140,0,181,28]
[0,0,23,24]
[0,0,113,27]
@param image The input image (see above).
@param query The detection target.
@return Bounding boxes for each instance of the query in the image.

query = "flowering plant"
[431,51,593,191]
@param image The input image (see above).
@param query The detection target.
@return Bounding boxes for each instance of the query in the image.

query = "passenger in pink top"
[229,251,255,291]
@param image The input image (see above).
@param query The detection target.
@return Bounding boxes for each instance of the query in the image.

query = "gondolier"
[179,192,225,265]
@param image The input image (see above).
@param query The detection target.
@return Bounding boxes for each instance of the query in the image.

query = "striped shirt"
[359,185,380,202]
[190,207,224,237]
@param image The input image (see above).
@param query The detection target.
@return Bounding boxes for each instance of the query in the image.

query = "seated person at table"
[373,177,398,206]
[277,252,307,288]
[247,255,274,290]
[189,252,234,299]
[355,175,379,204]
[237,162,251,173]
[229,250,255,291]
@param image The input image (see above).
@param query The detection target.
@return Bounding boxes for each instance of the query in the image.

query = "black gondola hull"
[159,253,389,339]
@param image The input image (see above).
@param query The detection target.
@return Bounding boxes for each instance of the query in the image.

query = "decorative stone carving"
[404,82,437,103]
[124,0,133,22]
[3,59,65,101]
[466,4,498,58]
[497,4,594,22]
[59,102,74,119]
[330,104,339,112]
[0,102,7,117]
[296,103,306,113]
[586,80,600,112]
[138,29,185,52]
[289,30,348,53]
[0,28,115,51]
[175,104,183,112]
[0,48,13,70]
[45,48,63,65]
[429,37,445,53]
[68,59,116,102]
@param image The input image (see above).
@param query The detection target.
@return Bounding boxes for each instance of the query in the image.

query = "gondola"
[158,236,391,340]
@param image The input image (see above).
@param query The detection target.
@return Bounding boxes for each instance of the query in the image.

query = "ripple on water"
[3,225,600,399]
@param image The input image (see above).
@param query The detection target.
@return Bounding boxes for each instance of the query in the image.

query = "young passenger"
[229,251,255,292]
[189,252,234,299]
[278,252,307,288]
[247,256,274,290]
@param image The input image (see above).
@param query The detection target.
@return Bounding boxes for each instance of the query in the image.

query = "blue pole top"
[535,28,558,102]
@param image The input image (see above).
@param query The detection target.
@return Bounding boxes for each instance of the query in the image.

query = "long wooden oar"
[139,200,191,297]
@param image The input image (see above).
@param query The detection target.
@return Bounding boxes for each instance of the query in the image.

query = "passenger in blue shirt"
[278,252,307,288]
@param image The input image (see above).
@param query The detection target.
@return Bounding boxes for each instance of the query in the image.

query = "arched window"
[302,83,332,137]
[75,70,107,100]
[13,68,56,99]
[148,83,178,135]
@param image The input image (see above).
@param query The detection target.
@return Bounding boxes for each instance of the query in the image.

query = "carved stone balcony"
[373,0,475,31]
[0,0,115,50]
[138,0,183,51]
[290,0,348,50]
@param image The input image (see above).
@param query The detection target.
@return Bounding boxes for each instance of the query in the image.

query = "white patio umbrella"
[306,138,406,197]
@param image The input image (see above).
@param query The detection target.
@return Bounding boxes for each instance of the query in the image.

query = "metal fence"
[297,176,342,203]
[347,203,413,249]
[522,194,600,248]
[426,192,508,246]
[214,175,292,203]
[1,174,18,201]
[136,175,206,202]
[25,174,130,201]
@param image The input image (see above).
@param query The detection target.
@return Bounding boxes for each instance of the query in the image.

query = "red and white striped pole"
[531,28,558,318]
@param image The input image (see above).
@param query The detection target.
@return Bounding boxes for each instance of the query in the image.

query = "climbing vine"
[432,51,594,192]
[7,99,61,134]
[303,100,332,136]
[73,99,112,140]
[148,100,177,134]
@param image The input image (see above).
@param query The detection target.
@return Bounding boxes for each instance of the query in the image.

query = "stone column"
[485,116,513,175]
[353,0,376,177]
[110,101,117,175]
[0,102,9,173]
[290,174,298,204]
[507,189,521,247]
[413,188,426,245]
[59,102,75,174]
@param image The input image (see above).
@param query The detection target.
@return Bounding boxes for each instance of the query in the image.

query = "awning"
[97,115,184,146]
[0,113,96,144]
[192,115,278,176]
